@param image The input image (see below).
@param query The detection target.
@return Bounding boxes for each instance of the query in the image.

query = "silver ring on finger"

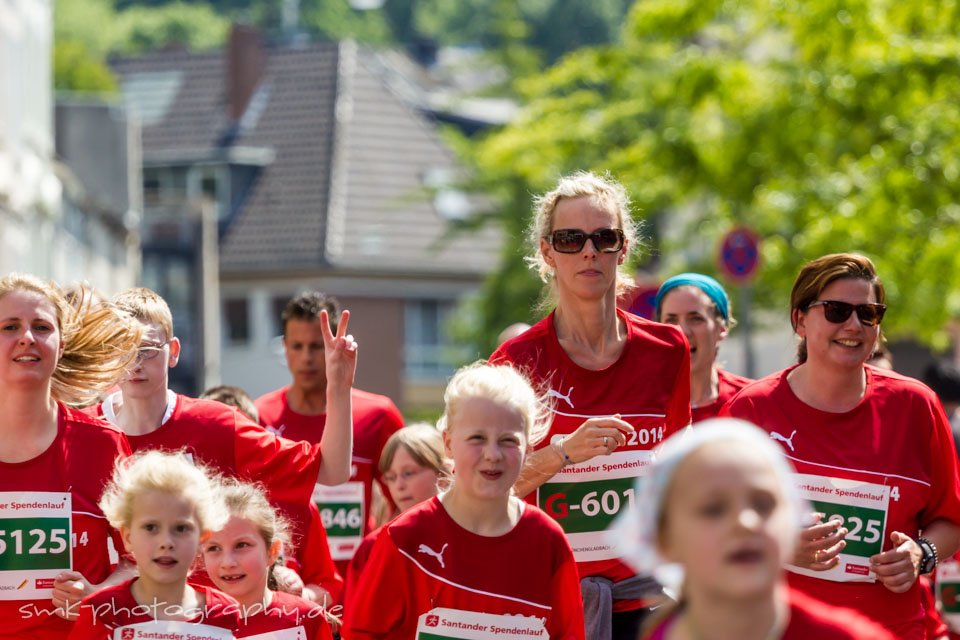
[603,436,608,448]
[815,550,821,562]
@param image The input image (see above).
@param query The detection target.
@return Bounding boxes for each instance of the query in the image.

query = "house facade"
[112,28,502,409]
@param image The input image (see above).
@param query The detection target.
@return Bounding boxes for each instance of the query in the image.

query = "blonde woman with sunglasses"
[490,172,691,640]
[722,253,960,639]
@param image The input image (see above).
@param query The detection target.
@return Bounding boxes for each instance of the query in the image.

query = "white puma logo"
[547,386,575,409]
[266,424,286,437]
[418,543,449,569]
[770,430,797,452]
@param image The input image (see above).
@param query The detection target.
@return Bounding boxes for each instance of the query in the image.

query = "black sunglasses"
[806,300,886,327]
[548,228,625,254]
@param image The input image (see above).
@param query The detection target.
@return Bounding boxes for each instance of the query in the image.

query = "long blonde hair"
[0,273,141,406]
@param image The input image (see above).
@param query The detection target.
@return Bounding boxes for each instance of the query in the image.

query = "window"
[223,298,250,346]
[405,299,467,379]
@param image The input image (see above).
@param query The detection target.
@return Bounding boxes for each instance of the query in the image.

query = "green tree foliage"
[54,0,230,91]
[464,0,960,352]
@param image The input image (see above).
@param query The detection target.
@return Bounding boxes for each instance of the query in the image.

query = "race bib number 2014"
[0,492,72,600]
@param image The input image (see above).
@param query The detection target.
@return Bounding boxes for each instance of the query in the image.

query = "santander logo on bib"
[426,614,439,627]
[121,630,135,640]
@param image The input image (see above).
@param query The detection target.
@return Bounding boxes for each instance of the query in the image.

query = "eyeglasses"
[136,342,169,361]
[547,228,625,254]
[806,300,886,327]
[382,467,431,485]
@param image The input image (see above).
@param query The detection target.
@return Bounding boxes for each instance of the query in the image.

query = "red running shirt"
[234,589,333,639]
[256,387,403,572]
[490,309,690,611]
[343,497,585,640]
[691,368,753,424]
[0,406,130,640]
[116,394,322,506]
[67,578,240,639]
[721,366,960,637]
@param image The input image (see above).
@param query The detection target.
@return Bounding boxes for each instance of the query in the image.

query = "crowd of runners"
[2,171,959,640]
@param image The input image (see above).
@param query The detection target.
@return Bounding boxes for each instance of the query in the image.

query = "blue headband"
[654,273,730,320]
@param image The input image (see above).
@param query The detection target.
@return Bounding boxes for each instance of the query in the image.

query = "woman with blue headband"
[655,273,752,423]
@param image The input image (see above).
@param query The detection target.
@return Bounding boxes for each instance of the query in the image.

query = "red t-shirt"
[343,525,381,611]
[235,589,333,639]
[490,309,690,611]
[68,578,240,639]
[104,394,322,506]
[256,387,403,573]
[278,500,344,605]
[721,366,960,636]
[0,406,130,640]
[691,368,753,424]
[643,587,896,639]
[343,496,585,640]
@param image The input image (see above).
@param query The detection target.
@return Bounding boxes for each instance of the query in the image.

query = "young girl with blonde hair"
[69,450,239,638]
[344,362,584,639]
[203,478,334,639]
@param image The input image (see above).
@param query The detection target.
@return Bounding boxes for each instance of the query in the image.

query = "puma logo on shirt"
[547,386,575,409]
[418,543,449,569]
[770,430,797,452]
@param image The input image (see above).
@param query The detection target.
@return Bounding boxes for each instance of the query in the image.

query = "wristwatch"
[917,537,939,574]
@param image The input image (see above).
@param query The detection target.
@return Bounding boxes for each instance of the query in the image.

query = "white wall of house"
[0,0,137,292]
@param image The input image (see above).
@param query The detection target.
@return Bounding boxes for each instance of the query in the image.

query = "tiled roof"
[112,41,500,277]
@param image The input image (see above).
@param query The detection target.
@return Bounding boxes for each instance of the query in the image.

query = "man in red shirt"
[256,292,404,577]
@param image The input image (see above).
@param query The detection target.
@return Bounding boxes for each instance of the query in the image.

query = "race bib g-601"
[538,449,654,562]
[113,620,235,639]
[788,473,890,583]
[415,608,547,640]
[0,492,71,600]
[312,481,364,561]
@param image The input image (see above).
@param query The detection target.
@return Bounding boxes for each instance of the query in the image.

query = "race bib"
[0,492,72,600]
[242,628,306,640]
[415,608,547,639]
[312,482,364,561]
[937,557,960,632]
[788,473,889,583]
[538,449,654,562]
[113,621,234,639]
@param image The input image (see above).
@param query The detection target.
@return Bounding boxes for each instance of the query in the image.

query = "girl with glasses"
[0,273,141,639]
[654,273,753,423]
[722,252,960,638]
[490,172,691,639]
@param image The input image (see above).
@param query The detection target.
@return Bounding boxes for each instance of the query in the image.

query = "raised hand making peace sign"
[321,308,357,392]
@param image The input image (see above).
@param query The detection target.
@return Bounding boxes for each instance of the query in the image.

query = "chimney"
[226,25,265,122]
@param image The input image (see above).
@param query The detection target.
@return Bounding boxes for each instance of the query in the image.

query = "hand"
[321,308,358,391]
[871,531,922,593]
[793,513,847,570]
[302,583,334,608]
[272,565,305,596]
[561,415,634,464]
[52,571,93,620]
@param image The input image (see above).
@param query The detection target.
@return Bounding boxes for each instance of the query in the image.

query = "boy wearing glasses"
[92,287,356,516]
[256,292,404,577]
